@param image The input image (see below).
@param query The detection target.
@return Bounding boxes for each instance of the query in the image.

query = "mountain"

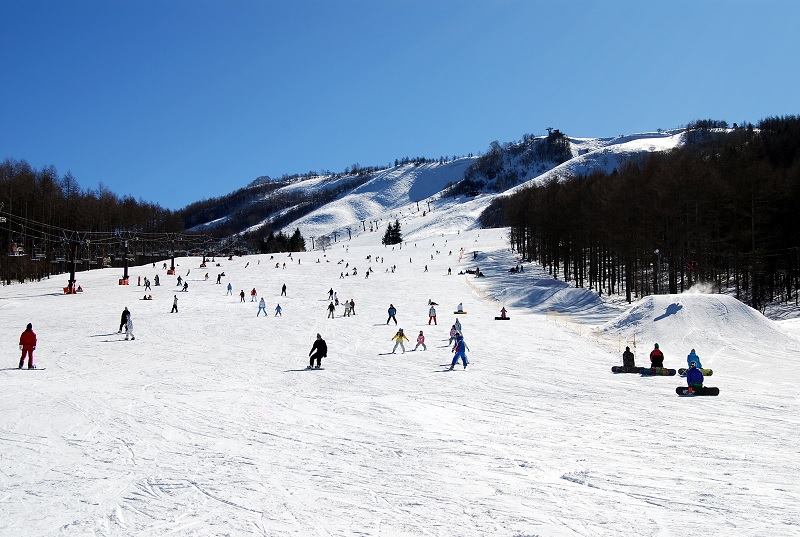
[184,130,686,240]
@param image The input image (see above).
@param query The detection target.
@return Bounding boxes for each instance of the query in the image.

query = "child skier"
[257,297,267,316]
[413,331,426,351]
[450,333,469,370]
[391,329,409,354]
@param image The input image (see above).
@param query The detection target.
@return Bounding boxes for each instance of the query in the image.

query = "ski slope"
[2,207,800,535]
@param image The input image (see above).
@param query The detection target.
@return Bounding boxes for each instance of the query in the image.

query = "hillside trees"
[483,116,800,311]
[382,219,402,246]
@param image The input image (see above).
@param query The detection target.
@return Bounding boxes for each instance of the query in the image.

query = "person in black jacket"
[118,307,130,333]
[308,333,327,369]
[622,346,635,368]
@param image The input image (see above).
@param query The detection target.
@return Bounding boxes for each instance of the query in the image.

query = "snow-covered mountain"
[187,130,686,240]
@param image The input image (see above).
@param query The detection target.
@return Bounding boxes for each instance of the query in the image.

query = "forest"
[481,116,800,311]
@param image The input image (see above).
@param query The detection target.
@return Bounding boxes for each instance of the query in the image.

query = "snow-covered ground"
[2,197,799,536]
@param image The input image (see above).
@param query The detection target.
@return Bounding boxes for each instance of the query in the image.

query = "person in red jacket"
[19,323,37,369]
[649,343,664,368]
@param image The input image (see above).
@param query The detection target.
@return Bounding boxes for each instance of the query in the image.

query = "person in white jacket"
[428,306,437,325]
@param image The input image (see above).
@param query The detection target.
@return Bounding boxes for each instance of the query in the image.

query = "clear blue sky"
[2,0,798,210]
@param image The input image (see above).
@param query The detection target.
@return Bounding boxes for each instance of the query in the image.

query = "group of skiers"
[622,344,705,387]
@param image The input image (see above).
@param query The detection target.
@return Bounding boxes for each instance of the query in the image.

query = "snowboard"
[639,367,677,376]
[676,386,719,396]
[494,317,510,320]
[453,311,467,314]
[611,365,640,373]
[678,367,713,376]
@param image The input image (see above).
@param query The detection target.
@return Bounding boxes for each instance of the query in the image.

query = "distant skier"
[308,333,327,369]
[686,361,704,389]
[454,318,462,333]
[171,295,179,313]
[686,349,703,369]
[239,290,246,302]
[281,283,287,296]
[227,283,233,295]
[413,330,426,351]
[328,288,334,300]
[250,288,257,302]
[448,325,459,345]
[349,299,356,315]
[257,298,267,317]
[386,304,398,325]
[428,305,437,325]
[650,343,664,368]
[449,333,469,370]
[622,346,635,368]
[391,329,409,354]
[124,314,135,340]
[275,303,282,316]
[18,323,37,369]
[118,307,130,333]
[327,301,336,318]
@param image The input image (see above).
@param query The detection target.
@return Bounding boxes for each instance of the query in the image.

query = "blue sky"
[2,0,798,210]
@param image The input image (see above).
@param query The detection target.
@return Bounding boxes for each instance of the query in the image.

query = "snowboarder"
[327,301,336,318]
[182,282,188,292]
[449,333,469,370]
[387,304,398,325]
[413,330,426,351]
[257,297,267,316]
[650,343,664,368]
[171,295,179,313]
[391,329,409,353]
[308,333,327,369]
[275,304,282,316]
[124,314,135,340]
[687,349,703,369]
[499,307,508,319]
[686,361,704,389]
[18,323,37,369]
[428,305,437,325]
[622,346,635,368]
[118,307,130,333]
[456,302,464,313]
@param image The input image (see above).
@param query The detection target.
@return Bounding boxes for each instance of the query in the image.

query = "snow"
[3,159,800,536]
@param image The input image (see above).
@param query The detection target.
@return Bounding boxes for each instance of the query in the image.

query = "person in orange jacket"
[19,323,37,369]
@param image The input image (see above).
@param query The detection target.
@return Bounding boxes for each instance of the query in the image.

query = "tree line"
[481,116,800,311]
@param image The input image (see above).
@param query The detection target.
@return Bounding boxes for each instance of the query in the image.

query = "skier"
[227,283,233,295]
[118,307,130,333]
[449,333,469,370]
[275,303,282,316]
[386,304,398,325]
[18,323,37,369]
[239,290,246,302]
[327,301,336,318]
[144,278,151,291]
[687,349,703,369]
[349,299,355,315]
[328,288,334,300]
[171,295,179,313]
[448,325,459,345]
[281,283,287,296]
[391,329,409,354]
[413,330,426,351]
[250,288,257,302]
[650,343,664,368]
[257,297,267,317]
[454,318,462,333]
[342,300,351,316]
[124,314,135,340]
[177,275,182,286]
[182,282,188,292]
[216,274,222,284]
[308,333,327,369]
[428,305,437,325]
[622,346,635,368]
[686,361,704,389]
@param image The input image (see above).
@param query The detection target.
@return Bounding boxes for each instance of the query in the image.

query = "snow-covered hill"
[2,183,799,535]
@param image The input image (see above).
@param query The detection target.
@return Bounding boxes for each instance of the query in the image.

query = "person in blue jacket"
[686,361,704,389]
[687,349,703,369]
[449,333,469,370]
